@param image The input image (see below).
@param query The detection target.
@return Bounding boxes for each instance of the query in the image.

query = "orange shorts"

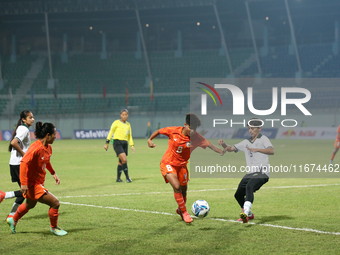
[24,184,49,201]
[160,162,189,186]
[335,139,340,149]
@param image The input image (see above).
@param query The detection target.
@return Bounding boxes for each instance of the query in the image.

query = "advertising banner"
[233,128,278,139]
[276,127,337,140]
[1,130,62,141]
[74,129,109,139]
[198,128,235,139]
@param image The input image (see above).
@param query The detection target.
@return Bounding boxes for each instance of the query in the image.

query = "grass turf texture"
[0,139,339,255]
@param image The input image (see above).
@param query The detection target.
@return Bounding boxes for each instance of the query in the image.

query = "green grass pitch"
[0,138,339,255]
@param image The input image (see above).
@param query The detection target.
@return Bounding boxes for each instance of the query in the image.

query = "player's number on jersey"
[176,146,183,153]
[166,165,173,172]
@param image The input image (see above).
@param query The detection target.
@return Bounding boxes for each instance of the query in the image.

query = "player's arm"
[19,161,28,195]
[46,162,60,185]
[10,138,25,156]
[246,146,274,155]
[104,122,117,151]
[207,142,225,156]
[148,130,160,148]
[128,125,135,153]
[46,162,55,175]
[218,139,236,152]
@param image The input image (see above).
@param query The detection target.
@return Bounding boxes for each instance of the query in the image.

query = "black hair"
[185,113,202,130]
[34,122,56,139]
[247,118,264,128]
[8,110,31,152]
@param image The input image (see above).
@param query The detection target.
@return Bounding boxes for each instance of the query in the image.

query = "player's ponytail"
[8,110,31,152]
[35,122,55,139]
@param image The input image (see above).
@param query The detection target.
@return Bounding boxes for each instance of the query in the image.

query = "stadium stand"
[1,43,340,116]
[1,55,38,94]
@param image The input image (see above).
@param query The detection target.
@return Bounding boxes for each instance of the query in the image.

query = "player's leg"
[38,192,60,226]
[166,173,182,195]
[234,176,248,208]
[115,140,131,182]
[121,142,132,182]
[235,175,249,223]
[38,192,67,236]
[181,185,187,204]
[330,140,340,164]
[118,152,131,182]
[8,184,25,219]
[113,140,125,182]
[0,190,23,203]
[166,172,192,223]
[7,165,25,218]
[244,173,269,217]
[116,158,123,182]
[0,190,4,202]
[166,173,185,212]
[174,167,192,223]
[176,185,187,221]
[176,166,189,221]
[8,196,25,219]
[179,165,189,203]
[7,198,37,234]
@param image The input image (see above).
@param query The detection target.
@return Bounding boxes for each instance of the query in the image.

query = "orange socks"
[174,193,187,213]
[12,204,59,228]
[13,203,29,222]
[49,208,59,228]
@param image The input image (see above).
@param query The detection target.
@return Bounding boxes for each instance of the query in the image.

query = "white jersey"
[9,125,31,165]
[233,134,273,177]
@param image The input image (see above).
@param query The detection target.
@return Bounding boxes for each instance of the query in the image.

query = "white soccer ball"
[191,200,210,218]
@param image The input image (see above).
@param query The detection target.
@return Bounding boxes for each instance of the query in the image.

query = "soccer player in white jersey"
[5,110,34,220]
[218,118,274,223]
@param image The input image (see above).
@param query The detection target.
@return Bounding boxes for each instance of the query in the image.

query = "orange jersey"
[20,140,55,186]
[337,125,340,140]
[159,126,210,166]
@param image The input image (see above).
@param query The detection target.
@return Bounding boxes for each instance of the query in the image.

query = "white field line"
[211,218,340,236]
[59,201,340,236]
[59,201,174,216]
[58,183,340,199]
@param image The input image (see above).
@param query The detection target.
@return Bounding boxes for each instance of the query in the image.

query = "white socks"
[10,202,21,215]
[243,201,253,216]
[5,191,15,199]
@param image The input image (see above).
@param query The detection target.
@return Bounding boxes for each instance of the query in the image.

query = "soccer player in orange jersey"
[6,122,67,236]
[330,124,340,164]
[148,113,225,223]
